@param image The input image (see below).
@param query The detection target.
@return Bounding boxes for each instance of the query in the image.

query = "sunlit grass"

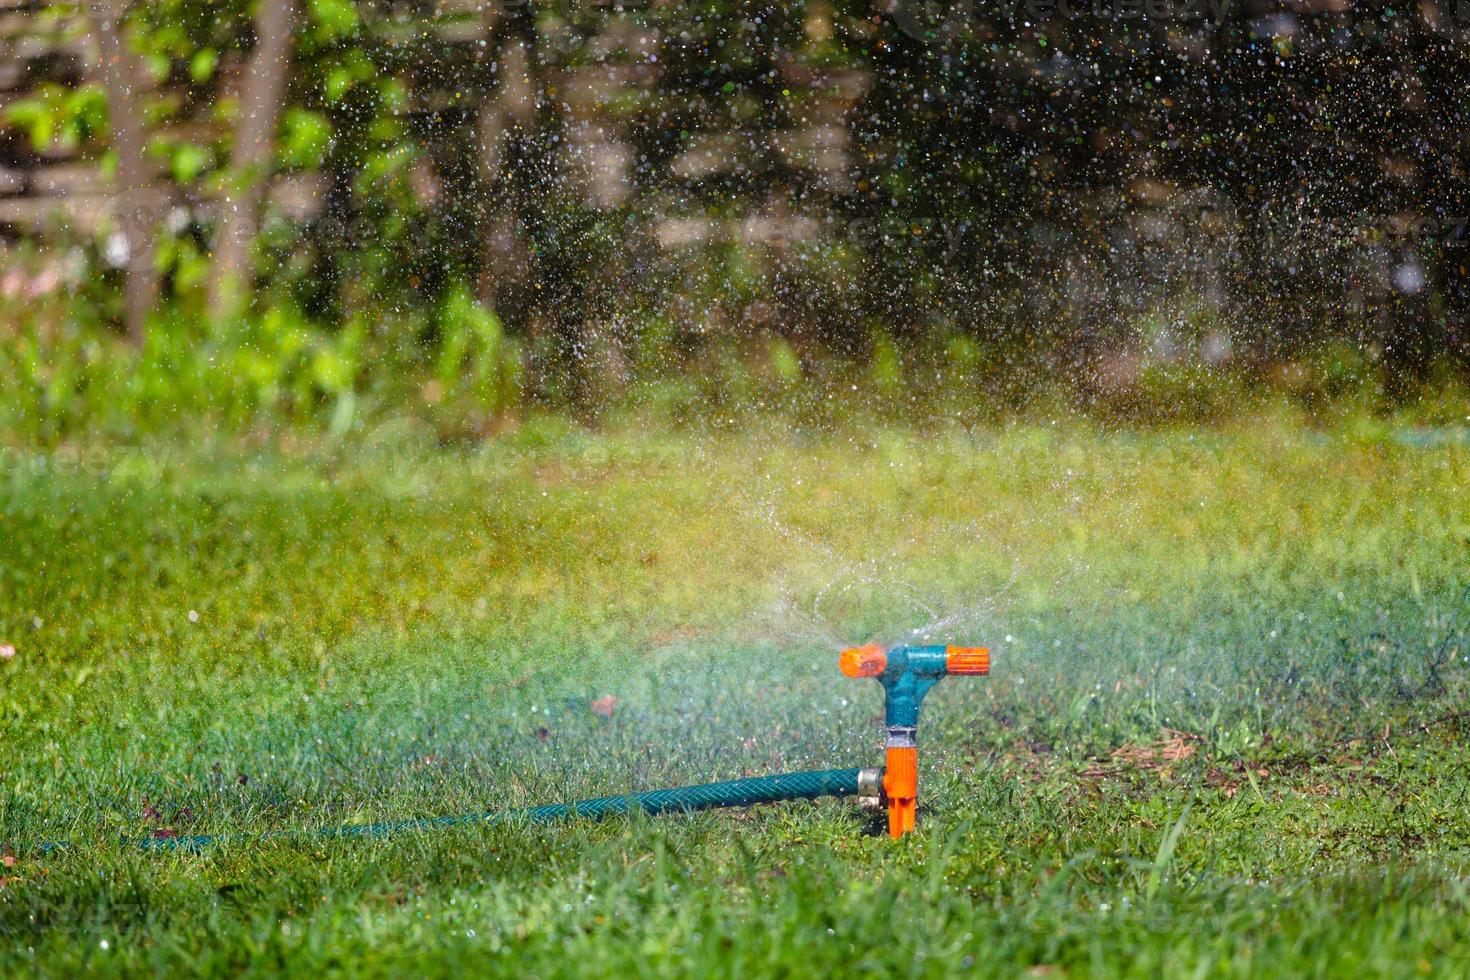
[1,418,1468,975]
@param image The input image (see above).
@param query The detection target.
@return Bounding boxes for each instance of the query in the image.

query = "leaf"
[280,109,333,168]
[310,0,360,40]
[172,142,212,184]
[190,48,219,83]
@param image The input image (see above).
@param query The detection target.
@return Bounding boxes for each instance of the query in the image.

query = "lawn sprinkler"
[840,644,992,837]
[38,644,989,854]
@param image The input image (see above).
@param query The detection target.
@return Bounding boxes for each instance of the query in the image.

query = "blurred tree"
[209,0,298,318]
[90,0,161,344]
[474,0,538,320]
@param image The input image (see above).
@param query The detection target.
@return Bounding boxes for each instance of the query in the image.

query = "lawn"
[1,417,1468,976]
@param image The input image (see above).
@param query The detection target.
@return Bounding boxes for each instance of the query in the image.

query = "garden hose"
[68,767,883,853]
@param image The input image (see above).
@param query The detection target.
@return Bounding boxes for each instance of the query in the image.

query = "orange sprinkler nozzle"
[883,746,918,838]
[945,646,990,675]
[839,644,888,678]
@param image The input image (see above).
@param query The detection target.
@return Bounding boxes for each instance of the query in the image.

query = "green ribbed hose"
[520,767,864,822]
[54,768,868,853]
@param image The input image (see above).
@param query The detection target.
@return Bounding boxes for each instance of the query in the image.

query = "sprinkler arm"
[840,644,990,838]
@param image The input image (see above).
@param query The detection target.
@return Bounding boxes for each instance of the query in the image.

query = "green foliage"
[187,46,218,83]
[870,331,904,401]
[308,0,360,41]
[278,108,332,169]
[435,288,519,417]
[4,0,1470,424]
[0,296,517,442]
[1278,341,1386,418]
[766,336,801,386]
[3,84,108,152]
[5,286,1469,444]
[1093,362,1251,426]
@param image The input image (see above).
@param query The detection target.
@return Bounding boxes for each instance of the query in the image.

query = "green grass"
[2,418,1469,976]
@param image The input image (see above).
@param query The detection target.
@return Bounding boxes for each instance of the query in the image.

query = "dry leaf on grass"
[1111,733,1199,767]
[1082,731,1202,778]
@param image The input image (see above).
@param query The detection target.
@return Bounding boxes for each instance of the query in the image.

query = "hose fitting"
[856,766,885,808]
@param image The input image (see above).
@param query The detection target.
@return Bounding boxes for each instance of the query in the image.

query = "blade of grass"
[1146,803,1192,904]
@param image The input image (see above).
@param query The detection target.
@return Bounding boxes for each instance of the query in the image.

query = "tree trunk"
[91,0,158,345]
[209,0,297,319]
[475,4,537,312]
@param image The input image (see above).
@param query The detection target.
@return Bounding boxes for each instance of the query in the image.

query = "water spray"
[41,644,989,853]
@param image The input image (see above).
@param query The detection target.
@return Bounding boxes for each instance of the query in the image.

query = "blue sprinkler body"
[871,645,951,728]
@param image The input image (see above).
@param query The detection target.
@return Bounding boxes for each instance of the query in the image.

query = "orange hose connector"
[883,746,918,838]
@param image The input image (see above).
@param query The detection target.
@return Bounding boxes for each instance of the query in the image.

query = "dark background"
[1,0,1467,432]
